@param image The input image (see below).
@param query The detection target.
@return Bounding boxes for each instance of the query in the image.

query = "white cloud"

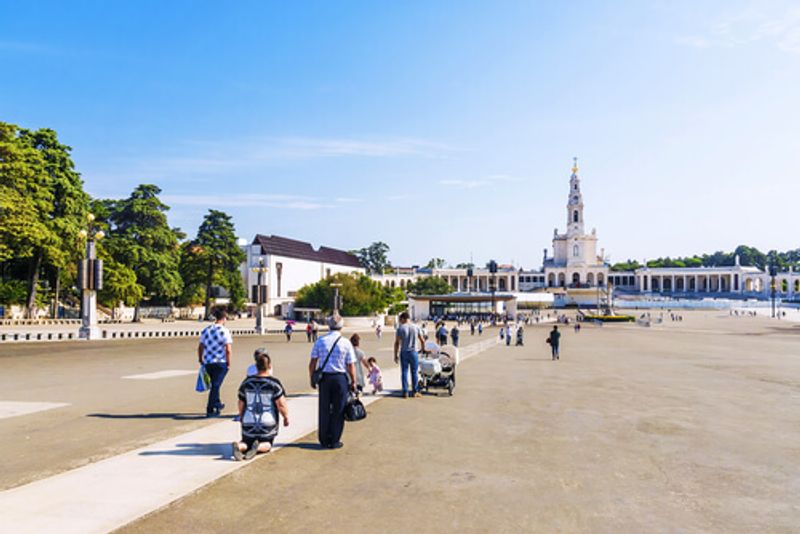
[676,3,800,54]
[439,174,526,189]
[162,193,324,210]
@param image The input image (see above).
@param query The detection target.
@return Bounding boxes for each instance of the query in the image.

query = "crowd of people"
[196,309,565,461]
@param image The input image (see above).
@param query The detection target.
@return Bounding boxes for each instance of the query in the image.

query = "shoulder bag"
[345,392,367,422]
[310,335,341,389]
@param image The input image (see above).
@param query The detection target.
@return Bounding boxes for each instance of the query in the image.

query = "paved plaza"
[1,312,799,533]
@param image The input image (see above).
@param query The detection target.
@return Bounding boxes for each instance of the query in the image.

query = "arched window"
[573,244,579,257]
[573,210,579,223]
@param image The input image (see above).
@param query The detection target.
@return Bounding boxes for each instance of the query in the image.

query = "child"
[232,349,289,461]
[366,356,383,395]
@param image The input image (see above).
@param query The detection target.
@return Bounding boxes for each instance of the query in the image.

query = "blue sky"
[2,1,799,268]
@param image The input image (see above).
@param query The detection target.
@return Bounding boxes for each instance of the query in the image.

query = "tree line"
[611,245,800,272]
[0,122,244,319]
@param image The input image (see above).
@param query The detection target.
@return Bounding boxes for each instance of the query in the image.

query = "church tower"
[567,157,584,236]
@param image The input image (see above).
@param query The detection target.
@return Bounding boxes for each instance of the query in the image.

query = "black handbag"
[311,336,341,389]
[344,392,367,422]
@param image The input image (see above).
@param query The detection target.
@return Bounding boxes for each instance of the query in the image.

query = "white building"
[543,158,608,289]
[241,235,365,317]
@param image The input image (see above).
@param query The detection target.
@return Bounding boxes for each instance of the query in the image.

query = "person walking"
[308,314,357,449]
[470,321,475,336]
[505,324,512,346]
[198,308,233,417]
[350,333,368,393]
[306,322,313,342]
[311,320,319,341]
[450,325,460,347]
[437,322,448,346]
[548,325,561,360]
[284,322,293,342]
[394,311,426,398]
[478,323,483,336]
[515,325,524,346]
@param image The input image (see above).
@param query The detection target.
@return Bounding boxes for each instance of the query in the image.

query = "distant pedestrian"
[574,323,581,334]
[505,325,511,346]
[394,311,426,398]
[515,325,524,346]
[232,349,289,461]
[376,324,382,340]
[306,322,313,342]
[470,322,476,336]
[312,320,319,341]
[478,323,483,336]
[499,327,505,341]
[309,314,357,449]
[284,323,293,342]
[437,323,448,346]
[450,325,460,347]
[547,326,561,360]
[198,308,232,417]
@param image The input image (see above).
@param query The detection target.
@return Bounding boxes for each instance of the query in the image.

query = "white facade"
[543,159,609,288]
[241,235,365,317]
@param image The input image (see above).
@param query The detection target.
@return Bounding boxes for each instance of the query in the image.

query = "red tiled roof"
[252,235,363,268]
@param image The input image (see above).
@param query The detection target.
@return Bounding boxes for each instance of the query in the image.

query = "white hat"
[327,313,344,330]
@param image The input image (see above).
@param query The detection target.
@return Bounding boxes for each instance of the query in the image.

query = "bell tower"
[567,157,584,236]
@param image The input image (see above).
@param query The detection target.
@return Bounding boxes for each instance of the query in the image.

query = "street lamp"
[769,264,778,318]
[78,213,104,340]
[330,283,343,313]
[251,257,268,334]
[488,260,498,322]
[466,267,473,293]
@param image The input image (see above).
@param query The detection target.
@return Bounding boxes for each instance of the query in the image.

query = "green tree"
[104,185,183,320]
[98,260,144,314]
[455,262,475,269]
[352,241,390,274]
[0,124,89,317]
[294,272,390,316]
[406,276,455,295]
[425,257,446,269]
[185,210,246,318]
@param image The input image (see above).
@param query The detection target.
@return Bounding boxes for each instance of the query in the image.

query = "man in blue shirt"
[308,313,357,449]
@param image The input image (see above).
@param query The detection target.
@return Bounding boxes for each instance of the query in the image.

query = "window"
[573,210,579,223]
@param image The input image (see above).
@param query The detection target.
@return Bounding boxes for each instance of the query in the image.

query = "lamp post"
[769,264,777,318]
[466,267,473,293]
[78,213,104,340]
[251,257,268,334]
[330,283,343,314]
[488,260,498,322]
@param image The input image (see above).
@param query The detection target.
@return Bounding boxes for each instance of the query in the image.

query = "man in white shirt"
[308,313,357,449]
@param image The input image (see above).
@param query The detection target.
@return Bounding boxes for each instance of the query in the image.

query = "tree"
[103,185,184,320]
[185,210,246,318]
[0,124,89,318]
[425,258,446,269]
[294,272,391,316]
[98,260,143,314]
[406,276,454,295]
[455,262,475,269]
[352,242,390,274]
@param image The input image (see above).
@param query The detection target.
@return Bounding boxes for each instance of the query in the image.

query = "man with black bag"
[308,313,357,449]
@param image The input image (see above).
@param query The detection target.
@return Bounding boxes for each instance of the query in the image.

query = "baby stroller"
[418,342,458,396]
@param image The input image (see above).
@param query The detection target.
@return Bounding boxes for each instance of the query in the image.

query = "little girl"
[366,357,383,395]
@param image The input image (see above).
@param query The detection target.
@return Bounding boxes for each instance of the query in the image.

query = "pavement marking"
[0,337,498,534]
[0,401,70,420]
[122,370,197,380]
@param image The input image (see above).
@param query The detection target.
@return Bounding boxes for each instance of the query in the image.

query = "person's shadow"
[139,443,230,458]
[87,412,208,421]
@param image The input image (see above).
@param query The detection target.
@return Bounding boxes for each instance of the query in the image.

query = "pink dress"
[368,365,383,391]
